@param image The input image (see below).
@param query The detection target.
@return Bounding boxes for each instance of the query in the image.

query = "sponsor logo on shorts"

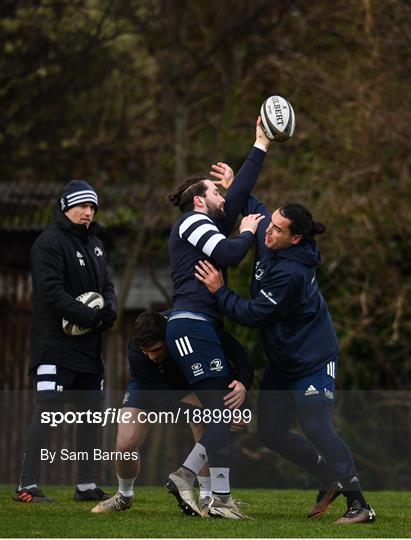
[324,388,334,400]
[57,385,63,392]
[210,358,223,372]
[123,392,130,404]
[94,247,103,257]
[304,385,319,396]
[191,363,204,377]
[101,379,104,391]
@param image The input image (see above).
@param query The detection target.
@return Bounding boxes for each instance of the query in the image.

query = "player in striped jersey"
[165,118,271,519]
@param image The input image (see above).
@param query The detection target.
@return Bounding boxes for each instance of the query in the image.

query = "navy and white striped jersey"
[168,146,266,318]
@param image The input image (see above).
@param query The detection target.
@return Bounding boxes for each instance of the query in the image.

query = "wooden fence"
[0,270,194,488]
[1,271,409,491]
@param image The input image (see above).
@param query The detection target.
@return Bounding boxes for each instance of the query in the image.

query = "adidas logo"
[216,473,226,479]
[304,385,319,396]
[350,476,359,483]
[199,453,206,460]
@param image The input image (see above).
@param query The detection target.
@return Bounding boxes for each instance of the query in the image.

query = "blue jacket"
[215,197,339,379]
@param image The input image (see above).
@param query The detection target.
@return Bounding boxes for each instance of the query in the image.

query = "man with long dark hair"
[195,201,376,525]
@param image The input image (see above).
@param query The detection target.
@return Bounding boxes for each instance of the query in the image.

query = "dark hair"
[279,203,326,240]
[169,175,208,213]
[133,310,167,348]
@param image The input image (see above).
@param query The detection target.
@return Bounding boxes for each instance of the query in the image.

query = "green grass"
[0,485,409,538]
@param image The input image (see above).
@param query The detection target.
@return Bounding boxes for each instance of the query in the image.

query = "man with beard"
[165,118,271,519]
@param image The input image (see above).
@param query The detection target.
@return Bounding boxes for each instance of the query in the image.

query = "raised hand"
[210,162,234,190]
[255,115,271,150]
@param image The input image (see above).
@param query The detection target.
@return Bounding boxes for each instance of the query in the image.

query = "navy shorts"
[35,364,104,403]
[121,380,191,411]
[166,315,229,384]
[260,357,338,408]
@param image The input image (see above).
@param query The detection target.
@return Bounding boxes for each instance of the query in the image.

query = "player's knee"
[37,399,65,413]
[116,427,143,453]
[299,401,334,443]
[116,436,140,454]
[300,414,326,444]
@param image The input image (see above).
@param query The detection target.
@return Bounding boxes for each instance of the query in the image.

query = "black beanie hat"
[59,180,98,212]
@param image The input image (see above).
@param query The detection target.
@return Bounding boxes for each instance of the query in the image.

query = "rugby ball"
[260,95,296,142]
[62,291,104,336]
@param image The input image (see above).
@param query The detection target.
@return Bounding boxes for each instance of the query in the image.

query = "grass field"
[0,485,409,538]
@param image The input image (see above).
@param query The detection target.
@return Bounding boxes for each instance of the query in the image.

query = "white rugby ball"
[260,95,296,142]
[62,291,104,336]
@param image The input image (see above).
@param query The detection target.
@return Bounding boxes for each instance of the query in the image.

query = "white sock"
[210,467,230,496]
[183,443,208,475]
[19,483,37,491]
[117,474,135,497]
[77,482,97,491]
[197,475,212,499]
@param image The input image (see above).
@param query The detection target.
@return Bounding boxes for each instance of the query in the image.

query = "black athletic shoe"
[307,483,343,518]
[74,487,110,502]
[14,486,54,503]
[335,500,376,524]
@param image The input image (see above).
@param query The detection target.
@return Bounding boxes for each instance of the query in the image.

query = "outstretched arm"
[195,259,292,327]
[215,117,271,236]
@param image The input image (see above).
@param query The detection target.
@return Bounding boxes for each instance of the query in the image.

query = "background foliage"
[1,0,409,387]
[0,0,410,489]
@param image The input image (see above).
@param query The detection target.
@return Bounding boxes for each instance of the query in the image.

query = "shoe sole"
[74,495,111,502]
[335,512,376,524]
[164,478,201,517]
[335,517,376,524]
[209,509,247,520]
[308,491,342,519]
[91,501,132,513]
[13,495,54,503]
[13,497,54,504]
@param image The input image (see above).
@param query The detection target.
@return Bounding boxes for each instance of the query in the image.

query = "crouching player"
[91,310,252,516]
